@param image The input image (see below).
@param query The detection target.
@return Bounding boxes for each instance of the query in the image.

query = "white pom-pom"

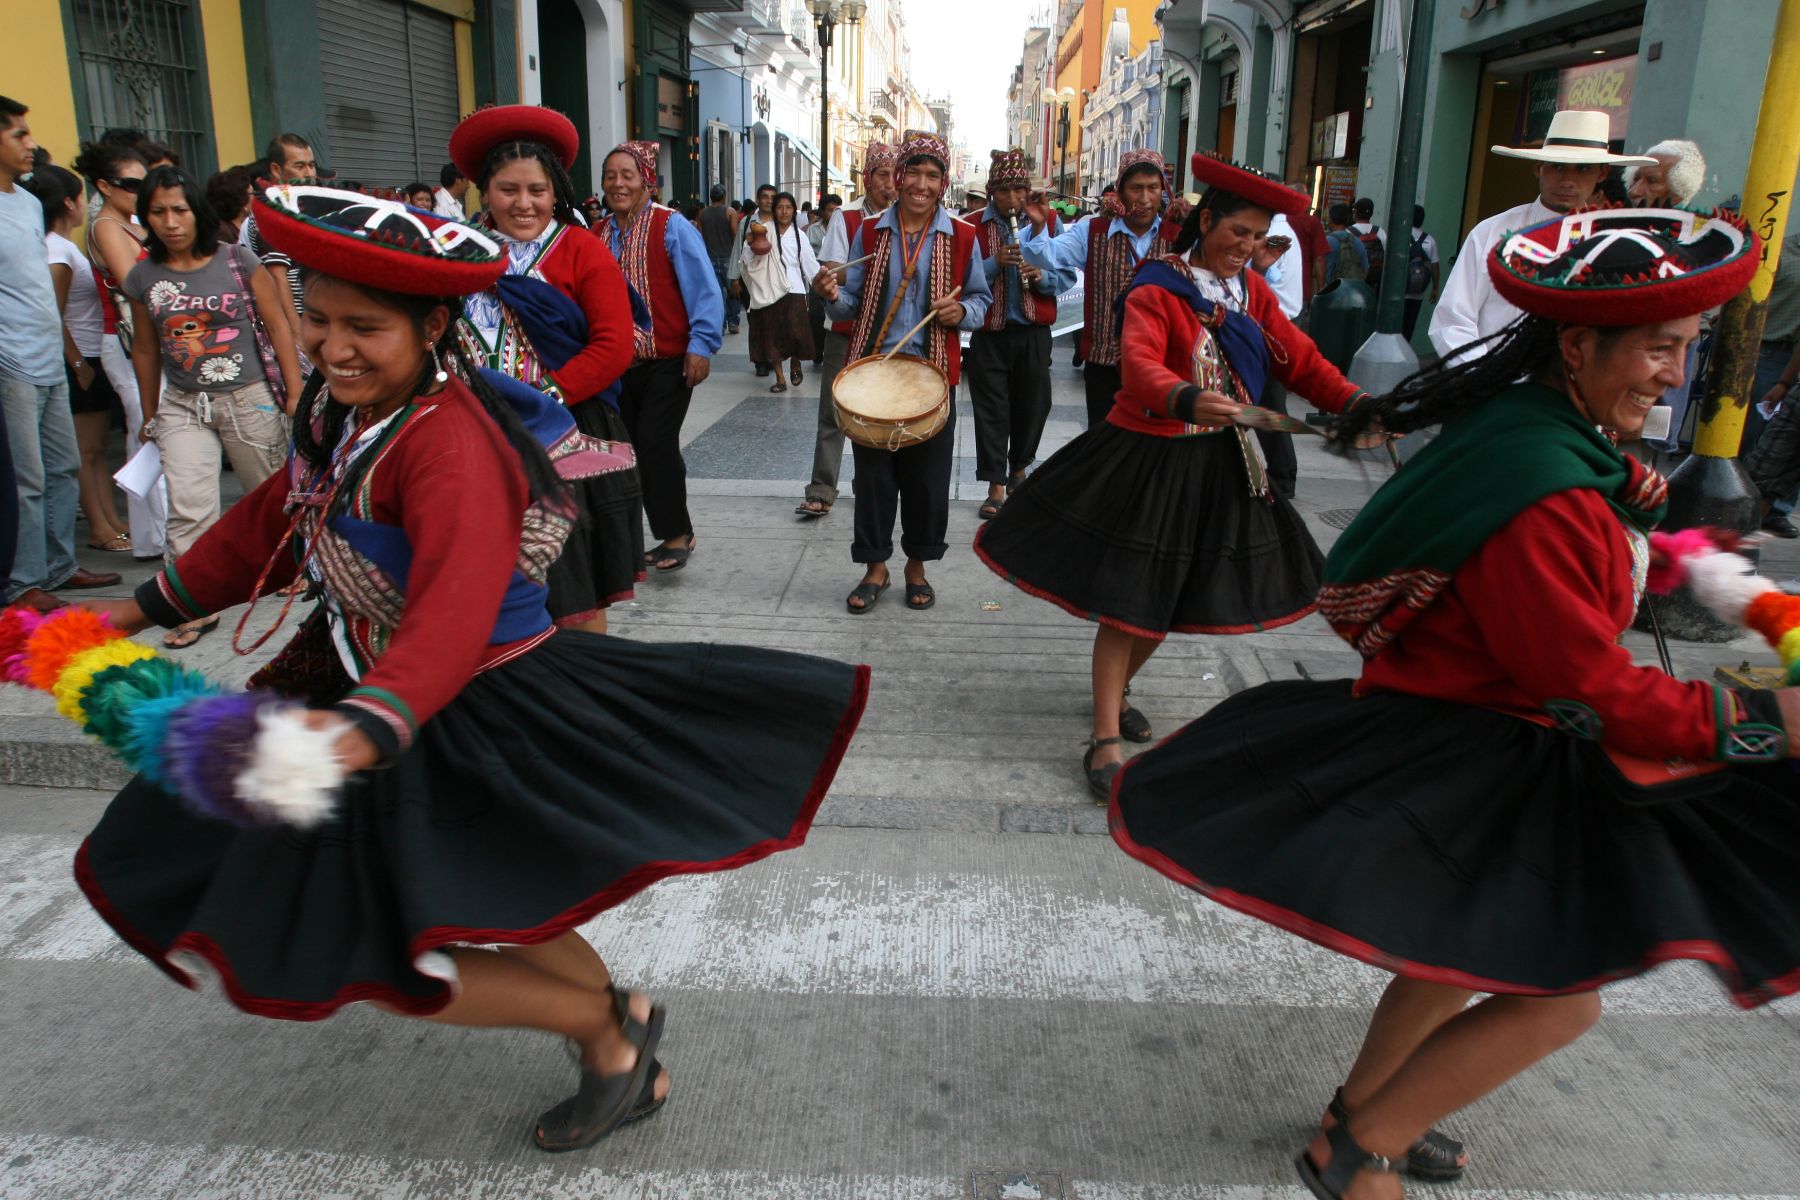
[1679,548,1775,626]
[235,706,348,828]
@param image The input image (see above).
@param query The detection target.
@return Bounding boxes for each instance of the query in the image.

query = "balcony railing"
[868,90,899,121]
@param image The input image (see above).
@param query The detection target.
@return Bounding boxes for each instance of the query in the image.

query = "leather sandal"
[534,991,665,1152]
[1297,1117,1400,1200]
[904,581,935,611]
[564,985,669,1124]
[1082,736,1124,804]
[1119,685,1152,744]
[846,579,889,613]
[1329,1087,1465,1182]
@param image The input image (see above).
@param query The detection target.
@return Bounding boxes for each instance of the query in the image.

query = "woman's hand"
[1251,235,1290,274]
[74,597,152,636]
[300,709,382,773]
[73,360,96,392]
[1188,389,1245,426]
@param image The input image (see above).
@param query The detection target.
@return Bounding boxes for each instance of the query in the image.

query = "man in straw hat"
[813,129,991,613]
[1430,109,1654,362]
[799,142,899,519]
[968,148,1073,521]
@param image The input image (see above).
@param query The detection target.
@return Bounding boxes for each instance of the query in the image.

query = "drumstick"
[882,287,963,361]
[828,252,876,276]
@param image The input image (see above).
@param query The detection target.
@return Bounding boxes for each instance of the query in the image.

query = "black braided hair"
[1171,186,1264,255]
[291,278,565,510]
[477,139,584,230]
[1328,315,1568,447]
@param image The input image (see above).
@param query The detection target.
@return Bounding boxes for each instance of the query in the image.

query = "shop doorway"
[538,0,594,196]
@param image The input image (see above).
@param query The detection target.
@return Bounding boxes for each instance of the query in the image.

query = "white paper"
[113,441,164,500]
[1640,406,1673,442]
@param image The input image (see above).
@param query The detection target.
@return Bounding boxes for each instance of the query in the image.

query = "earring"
[427,343,448,385]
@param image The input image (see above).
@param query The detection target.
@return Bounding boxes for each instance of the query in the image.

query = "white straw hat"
[1491,110,1657,166]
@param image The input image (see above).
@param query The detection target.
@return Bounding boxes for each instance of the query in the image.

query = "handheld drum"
[831,353,950,451]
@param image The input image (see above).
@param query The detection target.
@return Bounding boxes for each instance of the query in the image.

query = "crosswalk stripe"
[1,832,1784,1020]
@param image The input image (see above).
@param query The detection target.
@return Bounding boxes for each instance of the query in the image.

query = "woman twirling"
[72,185,868,1153]
[975,153,1367,799]
[1111,206,1798,1200]
[741,191,819,394]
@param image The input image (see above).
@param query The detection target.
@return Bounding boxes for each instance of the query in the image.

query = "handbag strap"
[223,245,286,406]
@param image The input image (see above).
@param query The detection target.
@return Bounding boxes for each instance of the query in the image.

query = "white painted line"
[5,834,1789,1019]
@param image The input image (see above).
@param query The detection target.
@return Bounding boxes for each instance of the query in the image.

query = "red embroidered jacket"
[136,381,540,759]
[1113,266,1361,438]
[532,226,635,403]
[1357,489,1737,761]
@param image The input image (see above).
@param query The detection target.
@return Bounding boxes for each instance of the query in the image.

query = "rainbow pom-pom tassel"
[1650,528,1800,683]
[0,605,345,827]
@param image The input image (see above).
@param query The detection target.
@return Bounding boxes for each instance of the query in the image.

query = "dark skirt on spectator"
[748,293,815,366]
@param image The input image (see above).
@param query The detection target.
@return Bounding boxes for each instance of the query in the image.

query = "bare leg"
[497,930,612,994]
[1309,991,1603,1200]
[1339,977,1475,1110]
[1092,624,1157,767]
[75,411,127,545]
[564,613,609,635]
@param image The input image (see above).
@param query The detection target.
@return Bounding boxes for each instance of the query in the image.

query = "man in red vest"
[814,128,991,613]
[797,142,898,519]
[1022,149,1174,428]
[968,148,1072,521]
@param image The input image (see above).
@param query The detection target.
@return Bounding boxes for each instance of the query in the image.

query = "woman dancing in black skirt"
[976,153,1367,799]
[72,185,869,1153]
[1112,205,1798,1200]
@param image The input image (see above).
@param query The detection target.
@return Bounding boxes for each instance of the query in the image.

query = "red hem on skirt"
[72,663,873,1022]
[552,609,601,628]
[971,525,1317,641]
[1105,755,1800,1011]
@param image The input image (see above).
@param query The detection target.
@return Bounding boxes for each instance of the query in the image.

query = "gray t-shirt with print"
[123,242,267,392]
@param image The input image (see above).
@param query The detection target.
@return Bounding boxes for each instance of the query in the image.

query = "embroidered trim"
[1545,699,1603,741]
[340,693,414,751]
[157,569,204,623]
[1316,568,1454,658]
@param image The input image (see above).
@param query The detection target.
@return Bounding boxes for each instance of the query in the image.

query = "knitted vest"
[601,204,690,362]
[844,213,978,387]
[1081,218,1170,366]
[976,215,1056,331]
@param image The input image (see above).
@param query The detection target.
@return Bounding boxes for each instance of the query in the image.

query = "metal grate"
[67,0,211,172]
[1317,507,1362,529]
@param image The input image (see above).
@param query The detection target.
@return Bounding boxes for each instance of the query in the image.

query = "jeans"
[0,372,79,598]
[155,380,288,558]
[711,257,741,330]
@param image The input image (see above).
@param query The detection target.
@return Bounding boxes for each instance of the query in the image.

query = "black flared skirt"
[973,423,1323,640]
[1111,679,1800,1009]
[76,632,869,1020]
[547,400,646,622]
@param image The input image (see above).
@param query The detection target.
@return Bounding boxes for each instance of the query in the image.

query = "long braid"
[1329,315,1564,448]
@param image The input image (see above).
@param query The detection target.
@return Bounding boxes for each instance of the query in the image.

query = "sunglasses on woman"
[107,176,144,192]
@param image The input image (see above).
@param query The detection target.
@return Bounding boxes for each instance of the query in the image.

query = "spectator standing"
[241,133,317,341]
[1401,204,1441,340]
[1625,139,1706,207]
[697,184,742,335]
[0,96,113,607]
[30,165,130,554]
[741,191,818,393]
[1739,230,1800,535]
[74,138,165,560]
[806,193,841,363]
[433,163,470,218]
[1284,178,1331,315]
[123,167,300,645]
[404,181,434,210]
[729,185,777,374]
[1350,197,1387,290]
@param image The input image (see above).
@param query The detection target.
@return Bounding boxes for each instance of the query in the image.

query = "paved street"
[2,334,1798,1198]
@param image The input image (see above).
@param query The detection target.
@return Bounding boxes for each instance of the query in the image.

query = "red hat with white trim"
[449,105,580,183]
[252,185,505,297]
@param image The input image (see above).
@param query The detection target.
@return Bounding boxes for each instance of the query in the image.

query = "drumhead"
[833,354,947,422]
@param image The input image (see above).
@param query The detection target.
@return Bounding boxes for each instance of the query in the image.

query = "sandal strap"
[1086,736,1124,749]
[1318,1120,1395,1195]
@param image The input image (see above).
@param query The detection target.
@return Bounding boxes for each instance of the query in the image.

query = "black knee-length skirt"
[974,422,1323,639]
[1111,678,1800,1009]
[76,632,869,1020]
[546,399,646,622]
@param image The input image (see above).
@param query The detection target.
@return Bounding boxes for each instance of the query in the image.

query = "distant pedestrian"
[1401,204,1440,340]
[433,162,470,219]
[697,184,741,335]
[205,166,253,243]
[403,181,434,210]
[741,191,817,394]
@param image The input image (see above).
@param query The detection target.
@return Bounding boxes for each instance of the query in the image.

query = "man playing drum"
[814,128,991,613]
[969,148,1073,521]
[798,142,899,520]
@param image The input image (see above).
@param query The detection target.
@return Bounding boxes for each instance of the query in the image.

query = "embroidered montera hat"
[449,105,581,183]
[988,148,1030,189]
[898,128,950,174]
[1189,151,1306,217]
[604,140,660,189]
[1487,205,1760,326]
[1116,148,1165,190]
[253,185,505,297]
[864,142,900,177]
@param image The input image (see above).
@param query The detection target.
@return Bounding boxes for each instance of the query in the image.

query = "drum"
[832,353,950,451]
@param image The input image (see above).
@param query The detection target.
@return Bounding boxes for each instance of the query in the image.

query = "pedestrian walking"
[595,142,722,575]
[70,182,870,1154]
[1399,205,1440,341]
[1110,205,1793,1200]
[123,166,300,647]
[697,184,742,336]
[976,153,1368,800]
[742,191,818,394]
[796,143,898,520]
[966,149,1070,520]
[449,105,642,634]
[816,129,990,614]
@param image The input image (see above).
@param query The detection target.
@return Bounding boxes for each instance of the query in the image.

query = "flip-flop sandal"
[978,497,1005,520]
[795,501,831,519]
[846,580,889,613]
[1327,1088,1465,1182]
[87,533,132,552]
[163,617,219,650]
[653,540,695,572]
[1082,736,1124,804]
[904,582,935,611]
[535,996,666,1152]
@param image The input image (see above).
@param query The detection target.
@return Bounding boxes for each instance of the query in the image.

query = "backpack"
[1405,232,1433,296]
[1328,230,1366,284]
[1358,225,1385,288]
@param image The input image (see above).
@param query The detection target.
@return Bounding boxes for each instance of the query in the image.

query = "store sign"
[1557,57,1635,135]
[1322,164,1358,211]
[657,75,686,135]
[1311,112,1350,162]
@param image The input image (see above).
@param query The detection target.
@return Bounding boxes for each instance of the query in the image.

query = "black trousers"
[1402,296,1425,340]
[966,324,1053,483]
[851,424,953,564]
[1083,361,1121,429]
[1256,377,1297,499]
[617,357,694,542]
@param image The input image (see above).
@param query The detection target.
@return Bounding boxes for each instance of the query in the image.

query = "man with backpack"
[1351,197,1386,290]
[1401,205,1441,340]
[1323,204,1368,288]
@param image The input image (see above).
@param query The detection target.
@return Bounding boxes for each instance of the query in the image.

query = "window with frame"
[65,0,213,174]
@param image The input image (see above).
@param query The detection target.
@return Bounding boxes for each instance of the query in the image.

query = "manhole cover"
[1318,507,1362,529]
[968,1169,1067,1199]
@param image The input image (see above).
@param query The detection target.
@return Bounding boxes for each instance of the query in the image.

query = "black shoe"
[1763,514,1799,538]
[755,363,770,377]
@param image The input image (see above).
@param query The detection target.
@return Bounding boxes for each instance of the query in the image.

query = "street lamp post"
[808,0,866,204]
[1041,85,1075,196]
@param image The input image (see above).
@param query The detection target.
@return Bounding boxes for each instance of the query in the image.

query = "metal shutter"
[317,0,459,185]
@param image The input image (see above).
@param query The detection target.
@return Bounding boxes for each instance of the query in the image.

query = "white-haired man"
[1625,138,1706,207]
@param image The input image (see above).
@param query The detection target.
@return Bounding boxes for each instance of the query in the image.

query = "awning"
[786,134,823,167]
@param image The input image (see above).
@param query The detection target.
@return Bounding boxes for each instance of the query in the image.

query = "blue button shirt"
[824,206,992,357]
[1022,213,1164,278]
[978,206,1073,326]
[602,205,724,358]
